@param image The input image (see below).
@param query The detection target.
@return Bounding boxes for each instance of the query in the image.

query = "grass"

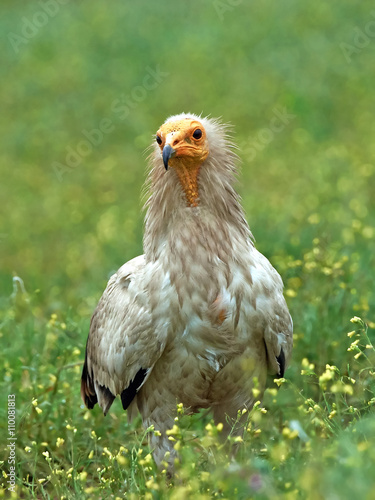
[1,0,375,498]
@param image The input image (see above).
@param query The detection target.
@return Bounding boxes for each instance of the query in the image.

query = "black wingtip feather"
[81,357,116,414]
[276,348,286,378]
[81,355,98,409]
[120,368,147,410]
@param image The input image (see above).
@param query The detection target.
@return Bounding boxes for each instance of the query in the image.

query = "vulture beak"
[162,144,175,171]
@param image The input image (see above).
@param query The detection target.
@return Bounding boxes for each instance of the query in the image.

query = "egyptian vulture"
[81,112,293,468]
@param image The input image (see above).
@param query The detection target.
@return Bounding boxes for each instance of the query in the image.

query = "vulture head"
[156,117,210,170]
[148,113,241,207]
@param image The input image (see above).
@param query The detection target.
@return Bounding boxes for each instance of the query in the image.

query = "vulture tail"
[96,384,116,416]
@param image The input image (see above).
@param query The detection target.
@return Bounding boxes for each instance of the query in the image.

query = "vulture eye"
[156,135,162,145]
[192,129,202,140]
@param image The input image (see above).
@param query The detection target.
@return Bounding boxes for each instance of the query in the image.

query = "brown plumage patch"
[217,309,227,324]
[211,296,228,326]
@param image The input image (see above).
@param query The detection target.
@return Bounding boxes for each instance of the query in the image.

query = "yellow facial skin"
[156,118,209,207]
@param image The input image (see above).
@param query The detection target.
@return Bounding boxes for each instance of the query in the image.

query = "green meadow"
[1,1,375,498]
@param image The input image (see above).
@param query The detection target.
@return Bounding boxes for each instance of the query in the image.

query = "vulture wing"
[263,297,293,378]
[253,250,293,377]
[81,255,166,415]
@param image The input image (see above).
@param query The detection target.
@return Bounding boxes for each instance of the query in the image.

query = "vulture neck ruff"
[144,113,254,262]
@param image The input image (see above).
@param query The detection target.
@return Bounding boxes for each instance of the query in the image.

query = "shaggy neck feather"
[143,154,253,265]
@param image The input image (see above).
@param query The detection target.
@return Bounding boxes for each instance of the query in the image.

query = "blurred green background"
[1,0,374,310]
[1,1,375,498]
[1,0,375,308]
